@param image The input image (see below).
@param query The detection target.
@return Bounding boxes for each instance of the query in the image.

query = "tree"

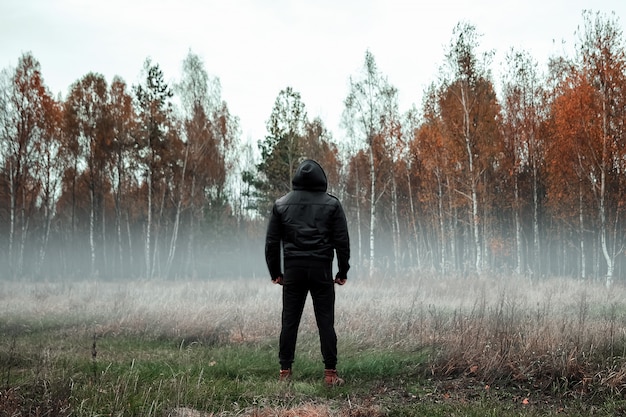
[0,52,50,277]
[254,86,308,212]
[437,22,502,273]
[501,49,547,276]
[342,50,399,272]
[412,85,456,273]
[402,106,427,270]
[175,50,239,278]
[579,11,626,287]
[545,71,596,278]
[133,58,174,279]
[35,90,64,275]
[546,11,626,285]
[64,72,113,277]
[109,76,137,276]
[378,84,405,274]
[300,117,341,194]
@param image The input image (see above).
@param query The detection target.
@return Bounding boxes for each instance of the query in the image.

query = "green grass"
[2,326,625,416]
[3,277,626,416]
[2,326,421,415]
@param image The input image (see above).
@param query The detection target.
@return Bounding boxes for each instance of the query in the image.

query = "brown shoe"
[279,369,292,382]
[324,369,344,386]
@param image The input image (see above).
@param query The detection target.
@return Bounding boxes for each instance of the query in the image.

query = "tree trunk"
[437,172,446,274]
[355,169,363,267]
[145,169,152,278]
[448,177,457,273]
[532,154,540,278]
[368,145,376,273]
[579,180,586,280]
[185,174,198,278]
[461,87,481,272]
[166,144,189,279]
[18,191,29,277]
[8,170,15,278]
[126,210,134,275]
[89,186,96,277]
[600,103,613,288]
[406,168,421,270]
[391,175,401,274]
[151,179,167,278]
[115,162,124,277]
[514,177,523,275]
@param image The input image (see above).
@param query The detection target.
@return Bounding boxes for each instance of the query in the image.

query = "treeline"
[1,11,626,284]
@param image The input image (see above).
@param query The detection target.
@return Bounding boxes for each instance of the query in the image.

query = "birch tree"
[546,71,597,279]
[109,76,137,276]
[548,11,626,285]
[133,58,174,279]
[438,22,501,273]
[413,85,456,273]
[579,11,626,287]
[0,53,49,277]
[501,49,547,277]
[35,91,63,275]
[175,51,239,277]
[65,72,112,277]
[342,50,399,272]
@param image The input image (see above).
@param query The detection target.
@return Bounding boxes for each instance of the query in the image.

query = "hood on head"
[292,159,327,192]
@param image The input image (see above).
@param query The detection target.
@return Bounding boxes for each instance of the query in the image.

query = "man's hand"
[334,275,347,285]
[272,275,283,285]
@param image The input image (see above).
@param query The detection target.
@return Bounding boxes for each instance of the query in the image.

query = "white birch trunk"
[461,87,481,272]
[532,159,540,278]
[368,145,376,274]
[166,144,189,278]
[355,169,362,267]
[145,169,152,279]
[514,178,522,275]
[600,103,613,288]
[437,172,446,274]
[8,171,15,275]
[151,180,166,278]
[448,176,457,272]
[406,169,421,270]
[126,211,134,272]
[579,180,586,280]
[391,176,401,274]
[89,187,96,277]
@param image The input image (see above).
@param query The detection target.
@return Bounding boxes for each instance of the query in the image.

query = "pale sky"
[2,0,626,143]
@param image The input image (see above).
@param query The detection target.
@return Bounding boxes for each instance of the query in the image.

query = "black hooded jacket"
[265,160,350,280]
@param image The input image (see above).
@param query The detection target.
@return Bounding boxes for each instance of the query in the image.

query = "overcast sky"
[2,0,626,143]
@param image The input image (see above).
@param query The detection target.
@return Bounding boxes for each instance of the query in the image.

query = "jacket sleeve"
[331,201,350,279]
[265,204,283,279]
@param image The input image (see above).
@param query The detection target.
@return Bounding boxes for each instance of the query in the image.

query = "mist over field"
[4,268,626,415]
[5,230,268,281]
[2,272,624,348]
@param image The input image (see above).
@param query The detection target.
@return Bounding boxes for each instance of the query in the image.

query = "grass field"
[2,274,626,416]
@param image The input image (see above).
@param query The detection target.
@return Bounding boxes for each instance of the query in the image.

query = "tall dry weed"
[2,274,626,395]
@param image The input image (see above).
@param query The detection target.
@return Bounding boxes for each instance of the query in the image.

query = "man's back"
[265,160,349,280]
[274,189,343,264]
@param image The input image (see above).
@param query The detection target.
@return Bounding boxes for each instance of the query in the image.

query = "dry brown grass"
[166,402,385,417]
[2,273,625,397]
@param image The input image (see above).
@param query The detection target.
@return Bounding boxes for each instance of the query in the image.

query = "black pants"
[279,265,337,370]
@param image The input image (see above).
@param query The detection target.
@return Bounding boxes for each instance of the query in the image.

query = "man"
[265,159,350,386]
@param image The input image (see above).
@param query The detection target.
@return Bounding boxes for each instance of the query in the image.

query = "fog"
[2,224,625,284]
[1,229,266,281]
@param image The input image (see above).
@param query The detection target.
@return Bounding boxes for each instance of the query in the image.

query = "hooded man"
[265,159,350,386]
